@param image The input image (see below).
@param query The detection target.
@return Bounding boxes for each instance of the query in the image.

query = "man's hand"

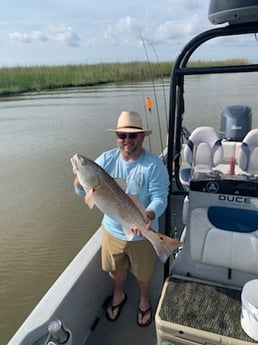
[130,209,155,237]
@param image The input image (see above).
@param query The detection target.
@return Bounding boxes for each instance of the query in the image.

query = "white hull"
[7,228,111,345]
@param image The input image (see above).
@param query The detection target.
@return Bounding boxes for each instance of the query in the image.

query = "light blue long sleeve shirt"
[75,148,169,241]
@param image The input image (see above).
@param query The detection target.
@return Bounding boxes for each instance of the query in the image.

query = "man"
[74,110,169,327]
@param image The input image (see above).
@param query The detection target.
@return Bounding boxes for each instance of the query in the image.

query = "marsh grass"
[0,59,249,96]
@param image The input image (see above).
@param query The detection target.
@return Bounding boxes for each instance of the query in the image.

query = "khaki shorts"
[101,225,157,282]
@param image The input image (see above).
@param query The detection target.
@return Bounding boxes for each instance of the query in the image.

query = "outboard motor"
[219,105,252,141]
[208,0,258,25]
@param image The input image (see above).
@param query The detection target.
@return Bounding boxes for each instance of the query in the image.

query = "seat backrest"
[184,126,223,173]
[238,128,258,175]
[190,206,258,274]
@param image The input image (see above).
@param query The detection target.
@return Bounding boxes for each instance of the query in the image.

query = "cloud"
[104,16,140,44]
[9,24,82,47]
[153,13,209,45]
[31,31,48,42]
[169,0,204,12]
[47,24,81,47]
[101,9,210,51]
[9,32,32,43]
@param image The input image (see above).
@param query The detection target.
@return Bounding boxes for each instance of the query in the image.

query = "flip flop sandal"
[137,306,152,327]
[105,293,127,321]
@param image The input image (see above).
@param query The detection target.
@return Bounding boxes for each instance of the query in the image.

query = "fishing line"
[138,29,166,158]
[142,37,169,131]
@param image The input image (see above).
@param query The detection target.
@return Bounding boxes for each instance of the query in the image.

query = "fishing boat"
[7,1,258,344]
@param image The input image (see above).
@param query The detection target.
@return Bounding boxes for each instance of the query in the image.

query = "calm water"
[1,74,258,344]
[0,81,169,344]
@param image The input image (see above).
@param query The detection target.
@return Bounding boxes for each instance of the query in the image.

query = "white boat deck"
[86,260,164,345]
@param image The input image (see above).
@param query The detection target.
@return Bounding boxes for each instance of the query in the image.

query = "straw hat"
[107,111,152,136]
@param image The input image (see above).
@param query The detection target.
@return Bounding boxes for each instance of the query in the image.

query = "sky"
[0,0,257,67]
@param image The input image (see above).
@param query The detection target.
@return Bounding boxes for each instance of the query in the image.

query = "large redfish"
[71,154,182,263]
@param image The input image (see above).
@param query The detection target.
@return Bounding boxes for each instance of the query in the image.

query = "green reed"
[0,59,249,96]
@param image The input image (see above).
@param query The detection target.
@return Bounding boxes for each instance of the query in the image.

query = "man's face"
[116,132,145,158]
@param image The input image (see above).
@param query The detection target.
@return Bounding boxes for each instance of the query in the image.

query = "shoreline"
[0,59,248,97]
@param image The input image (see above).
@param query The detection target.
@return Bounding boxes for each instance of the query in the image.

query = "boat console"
[157,128,258,344]
[174,125,258,284]
[157,173,258,345]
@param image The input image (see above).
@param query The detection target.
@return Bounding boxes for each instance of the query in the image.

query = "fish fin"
[85,189,95,209]
[122,226,135,241]
[114,178,127,191]
[70,155,78,174]
[144,231,183,263]
[127,194,148,222]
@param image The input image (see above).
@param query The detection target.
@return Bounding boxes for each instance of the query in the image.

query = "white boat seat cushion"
[190,207,258,274]
[238,128,258,175]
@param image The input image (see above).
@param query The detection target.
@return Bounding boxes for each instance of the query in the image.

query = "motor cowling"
[219,105,252,141]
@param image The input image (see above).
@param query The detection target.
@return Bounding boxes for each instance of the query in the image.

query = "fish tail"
[146,232,183,263]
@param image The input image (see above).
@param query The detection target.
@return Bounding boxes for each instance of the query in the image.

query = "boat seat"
[238,128,258,176]
[190,207,258,274]
[216,141,244,175]
[180,126,223,186]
